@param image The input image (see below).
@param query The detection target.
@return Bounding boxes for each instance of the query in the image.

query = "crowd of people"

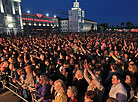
[0,32,138,102]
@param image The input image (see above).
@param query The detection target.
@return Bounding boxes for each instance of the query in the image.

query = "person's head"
[8,57,16,64]
[62,68,70,77]
[124,53,128,58]
[17,68,23,76]
[49,75,57,85]
[40,53,45,60]
[128,64,137,73]
[84,91,95,102]
[94,69,101,77]
[39,75,49,86]
[75,70,83,80]
[54,79,66,93]
[106,97,119,102]
[9,63,16,71]
[67,86,78,98]
[112,73,122,86]
[114,50,118,56]
[74,64,80,70]
[17,56,24,63]
[135,87,138,97]
[92,59,96,65]
[45,59,50,66]
[125,74,136,89]
[0,61,8,71]
[69,58,74,65]
[110,63,117,71]
[24,65,33,74]
[57,59,63,65]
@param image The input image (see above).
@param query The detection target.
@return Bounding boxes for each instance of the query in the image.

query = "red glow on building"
[22,13,56,19]
[22,18,55,23]
[131,29,138,32]
[22,13,35,16]
[22,18,34,21]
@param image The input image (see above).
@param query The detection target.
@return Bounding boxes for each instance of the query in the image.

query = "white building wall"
[0,0,22,34]
[60,20,68,32]
[69,0,84,32]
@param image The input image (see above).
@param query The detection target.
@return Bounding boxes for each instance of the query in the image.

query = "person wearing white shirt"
[109,73,127,102]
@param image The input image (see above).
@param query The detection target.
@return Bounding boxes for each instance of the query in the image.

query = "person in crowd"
[124,73,136,100]
[35,75,50,102]
[109,73,127,102]
[73,69,88,102]
[54,79,67,102]
[22,65,34,100]
[67,86,78,102]
[84,60,104,102]
[1,32,138,102]
[106,97,119,102]
[84,90,95,102]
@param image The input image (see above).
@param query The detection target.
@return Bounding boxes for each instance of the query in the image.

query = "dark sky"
[21,0,138,26]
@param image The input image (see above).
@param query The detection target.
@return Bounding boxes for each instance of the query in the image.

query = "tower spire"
[73,0,79,8]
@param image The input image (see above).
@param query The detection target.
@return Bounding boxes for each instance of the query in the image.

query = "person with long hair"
[54,79,67,102]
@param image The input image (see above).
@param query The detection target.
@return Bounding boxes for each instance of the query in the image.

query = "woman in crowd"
[67,86,78,102]
[54,79,67,102]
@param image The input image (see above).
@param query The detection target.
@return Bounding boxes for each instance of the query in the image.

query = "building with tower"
[69,0,84,32]
[60,0,97,33]
[0,0,23,35]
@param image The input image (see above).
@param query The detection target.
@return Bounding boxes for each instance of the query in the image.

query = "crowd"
[0,32,138,102]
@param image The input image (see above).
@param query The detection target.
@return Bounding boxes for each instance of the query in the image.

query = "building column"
[11,1,15,14]
[0,0,4,13]
[18,2,21,15]
[18,2,23,30]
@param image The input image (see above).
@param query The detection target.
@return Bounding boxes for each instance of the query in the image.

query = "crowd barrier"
[0,72,39,102]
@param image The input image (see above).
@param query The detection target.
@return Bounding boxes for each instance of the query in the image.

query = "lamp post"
[27,10,30,35]
[54,15,56,18]
[27,10,30,14]
[46,13,49,17]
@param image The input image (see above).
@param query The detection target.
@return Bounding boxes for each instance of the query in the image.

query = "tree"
[115,25,120,29]
[126,21,134,29]
[99,23,109,31]
[135,25,138,29]
[120,22,124,29]
[110,25,114,31]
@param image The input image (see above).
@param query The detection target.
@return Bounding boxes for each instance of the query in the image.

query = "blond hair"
[54,79,66,92]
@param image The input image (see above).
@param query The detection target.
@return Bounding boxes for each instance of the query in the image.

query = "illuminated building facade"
[22,13,59,34]
[69,0,84,32]
[0,0,23,34]
[60,19,69,32]
[60,0,97,33]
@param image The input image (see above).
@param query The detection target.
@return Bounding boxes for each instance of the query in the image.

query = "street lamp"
[54,15,56,18]
[46,13,49,17]
[27,10,30,14]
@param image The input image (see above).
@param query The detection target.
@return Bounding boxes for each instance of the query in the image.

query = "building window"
[14,2,19,14]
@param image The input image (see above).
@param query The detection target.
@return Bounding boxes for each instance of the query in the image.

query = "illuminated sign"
[22,18,55,23]
[36,13,43,18]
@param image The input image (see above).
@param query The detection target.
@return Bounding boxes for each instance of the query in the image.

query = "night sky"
[21,0,138,26]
